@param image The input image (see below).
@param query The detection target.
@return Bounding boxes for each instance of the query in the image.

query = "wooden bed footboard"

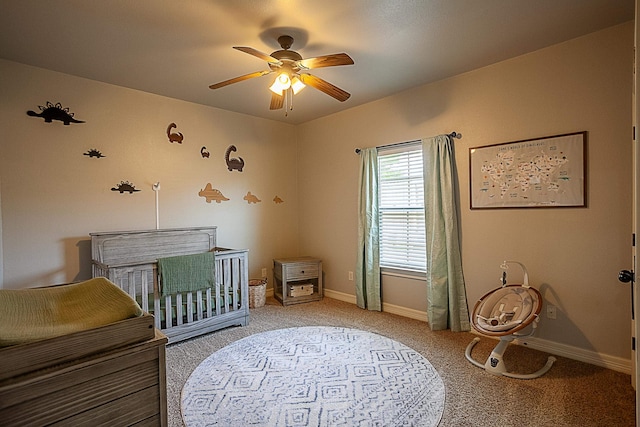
[0,318,167,426]
[91,228,249,343]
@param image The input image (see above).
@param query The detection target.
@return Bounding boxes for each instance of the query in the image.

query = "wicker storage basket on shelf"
[248,278,267,308]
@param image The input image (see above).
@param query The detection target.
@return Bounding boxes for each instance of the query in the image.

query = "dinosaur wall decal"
[198,183,229,203]
[243,191,261,204]
[83,148,106,158]
[167,123,184,144]
[111,181,140,193]
[27,102,84,125]
[225,145,244,172]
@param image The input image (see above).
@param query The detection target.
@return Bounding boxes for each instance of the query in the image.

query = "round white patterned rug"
[181,326,445,426]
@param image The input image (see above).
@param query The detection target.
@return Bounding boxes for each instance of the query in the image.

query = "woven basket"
[248,278,267,308]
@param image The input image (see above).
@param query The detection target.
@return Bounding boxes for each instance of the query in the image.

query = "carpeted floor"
[166,297,636,426]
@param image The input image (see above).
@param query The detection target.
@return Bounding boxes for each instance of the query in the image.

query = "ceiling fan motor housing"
[277,35,294,50]
[270,35,303,62]
[271,50,302,62]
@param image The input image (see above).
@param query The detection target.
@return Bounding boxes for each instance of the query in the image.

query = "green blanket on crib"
[157,252,215,297]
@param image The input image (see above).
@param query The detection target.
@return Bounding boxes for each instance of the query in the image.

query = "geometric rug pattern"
[181,326,445,426]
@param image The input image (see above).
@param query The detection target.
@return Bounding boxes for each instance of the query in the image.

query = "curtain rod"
[354,131,462,154]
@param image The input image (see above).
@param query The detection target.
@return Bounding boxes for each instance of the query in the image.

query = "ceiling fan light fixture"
[291,76,305,94]
[210,34,353,111]
[269,73,291,95]
[269,81,283,95]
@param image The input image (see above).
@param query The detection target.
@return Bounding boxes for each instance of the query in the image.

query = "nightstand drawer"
[286,263,318,280]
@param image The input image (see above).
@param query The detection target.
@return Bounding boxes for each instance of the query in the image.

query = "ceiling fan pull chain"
[284,88,289,117]
[289,87,294,111]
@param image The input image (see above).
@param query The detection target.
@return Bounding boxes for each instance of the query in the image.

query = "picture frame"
[469,131,587,209]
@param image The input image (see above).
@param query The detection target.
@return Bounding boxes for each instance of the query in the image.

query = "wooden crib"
[91,227,249,344]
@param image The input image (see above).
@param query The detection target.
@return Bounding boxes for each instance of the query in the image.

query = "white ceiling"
[0,0,633,125]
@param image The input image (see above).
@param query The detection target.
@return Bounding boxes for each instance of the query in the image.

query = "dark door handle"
[619,269,634,283]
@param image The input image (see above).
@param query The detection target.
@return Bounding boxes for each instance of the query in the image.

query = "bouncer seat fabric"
[472,285,542,336]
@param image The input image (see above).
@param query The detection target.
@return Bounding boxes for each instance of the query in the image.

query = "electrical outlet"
[261,267,267,278]
[348,271,354,281]
[547,305,557,319]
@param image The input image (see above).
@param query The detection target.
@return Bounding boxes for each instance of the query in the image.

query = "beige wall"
[297,22,634,359]
[0,59,299,289]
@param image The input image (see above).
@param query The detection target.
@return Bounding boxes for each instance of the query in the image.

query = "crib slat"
[194,291,200,320]
[153,275,161,329]
[219,258,225,314]
[241,254,248,311]
[127,271,135,300]
[176,294,184,326]
[232,257,240,311]
[228,258,234,311]
[215,267,222,317]
[206,288,212,318]
[230,258,236,311]
[165,295,173,329]
[214,258,220,316]
[186,292,192,324]
[141,272,149,313]
[224,258,232,314]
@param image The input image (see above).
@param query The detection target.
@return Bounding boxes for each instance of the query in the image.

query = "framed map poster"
[469,131,586,209]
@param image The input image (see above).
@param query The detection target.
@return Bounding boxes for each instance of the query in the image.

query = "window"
[378,144,426,273]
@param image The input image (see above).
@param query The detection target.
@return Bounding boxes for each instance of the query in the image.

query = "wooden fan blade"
[297,53,354,69]
[209,70,272,90]
[233,47,282,65]
[299,73,351,102]
[270,92,284,110]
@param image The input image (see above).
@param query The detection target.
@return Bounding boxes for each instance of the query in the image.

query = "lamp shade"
[269,73,291,95]
[291,76,305,94]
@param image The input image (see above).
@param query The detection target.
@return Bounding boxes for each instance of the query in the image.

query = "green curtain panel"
[356,147,381,311]
[422,135,470,331]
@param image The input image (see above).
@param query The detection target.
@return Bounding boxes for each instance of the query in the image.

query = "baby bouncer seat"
[465,261,556,379]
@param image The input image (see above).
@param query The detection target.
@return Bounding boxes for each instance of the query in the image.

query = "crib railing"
[92,248,249,343]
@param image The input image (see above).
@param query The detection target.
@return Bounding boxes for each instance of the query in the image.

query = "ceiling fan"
[209,35,354,111]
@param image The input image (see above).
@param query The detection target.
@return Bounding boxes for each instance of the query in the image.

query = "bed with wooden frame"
[0,282,168,426]
[90,227,249,344]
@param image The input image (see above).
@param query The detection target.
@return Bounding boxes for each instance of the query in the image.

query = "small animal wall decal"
[200,146,210,158]
[273,196,284,204]
[225,145,244,172]
[27,101,85,125]
[198,183,229,203]
[167,123,184,144]
[111,181,140,193]
[243,191,261,204]
[83,148,106,158]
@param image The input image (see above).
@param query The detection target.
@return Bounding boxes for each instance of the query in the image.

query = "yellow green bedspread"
[0,277,143,347]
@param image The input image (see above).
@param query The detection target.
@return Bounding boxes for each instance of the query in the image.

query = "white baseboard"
[322,289,632,374]
[323,289,428,322]
[323,288,356,304]
[513,335,631,374]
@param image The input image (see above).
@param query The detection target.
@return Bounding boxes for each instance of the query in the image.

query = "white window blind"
[378,145,426,273]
